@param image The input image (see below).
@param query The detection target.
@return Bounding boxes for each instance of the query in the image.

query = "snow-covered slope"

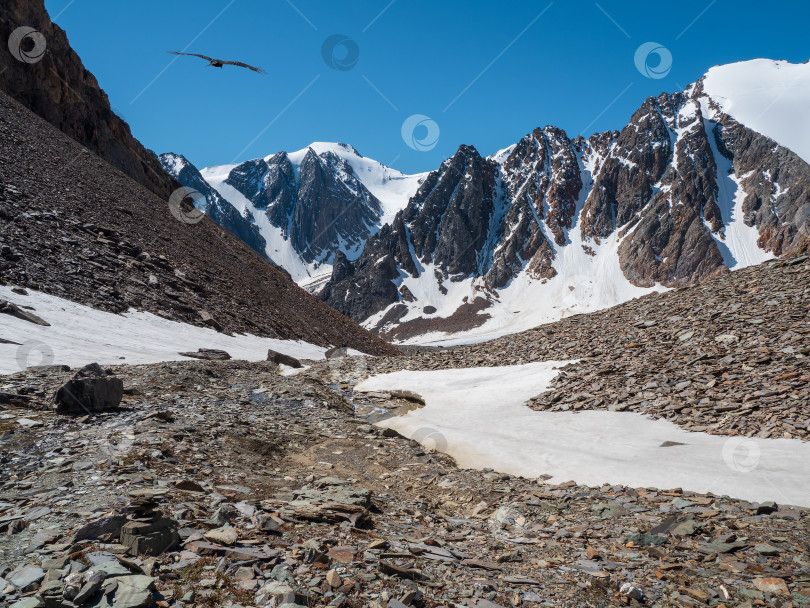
[701,59,810,164]
[0,286,346,375]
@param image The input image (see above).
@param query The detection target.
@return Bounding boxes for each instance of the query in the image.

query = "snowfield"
[357,363,810,507]
[0,286,357,375]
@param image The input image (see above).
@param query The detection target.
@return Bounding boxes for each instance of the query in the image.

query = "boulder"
[204,525,238,546]
[325,346,348,359]
[120,517,179,556]
[267,349,302,368]
[73,515,128,542]
[0,298,50,326]
[7,565,45,590]
[54,363,123,414]
[178,348,231,360]
[112,575,156,608]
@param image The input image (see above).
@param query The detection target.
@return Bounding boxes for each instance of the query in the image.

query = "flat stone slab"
[7,565,46,589]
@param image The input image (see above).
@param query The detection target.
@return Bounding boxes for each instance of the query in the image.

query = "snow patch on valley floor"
[0,287,342,375]
[356,362,810,507]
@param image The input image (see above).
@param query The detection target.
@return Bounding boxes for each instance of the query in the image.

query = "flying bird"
[168,51,267,74]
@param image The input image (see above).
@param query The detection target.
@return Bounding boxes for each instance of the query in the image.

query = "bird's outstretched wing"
[221,60,267,74]
[168,51,216,62]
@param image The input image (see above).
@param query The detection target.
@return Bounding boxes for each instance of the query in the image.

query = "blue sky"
[45,0,810,174]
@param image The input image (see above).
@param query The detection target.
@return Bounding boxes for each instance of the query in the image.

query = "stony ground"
[0,250,808,608]
[1,341,809,607]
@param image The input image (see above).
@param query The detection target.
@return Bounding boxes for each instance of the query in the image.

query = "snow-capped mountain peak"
[164,144,427,284]
[280,142,428,223]
[321,59,810,343]
[164,60,810,343]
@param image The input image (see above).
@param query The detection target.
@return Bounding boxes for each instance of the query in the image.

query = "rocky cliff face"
[321,78,810,340]
[159,153,268,258]
[486,127,583,289]
[164,144,404,283]
[0,0,177,199]
[221,146,384,264]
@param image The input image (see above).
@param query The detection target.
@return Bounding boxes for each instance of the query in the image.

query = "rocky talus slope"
[0,0,177,199]
[0,89,397,356]
[1,353,808,608]
[158,153,268,259]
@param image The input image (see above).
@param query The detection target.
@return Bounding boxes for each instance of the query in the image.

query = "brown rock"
[753,577,790,596]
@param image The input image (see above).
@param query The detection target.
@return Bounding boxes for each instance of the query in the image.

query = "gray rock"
[111,575,155,608]
[177,348,231,361]
[89,561,131,578]
[267,349,301,368]
[7,566,46,590]
[0,299,50,326]
[72,570,106,605]
[325,346,348,359]
[120,517,179,556]
[55,363,123,414]
[207,503,236,527]
[73,515,128,542]
[619,582,645,601]
[10,597,45,608]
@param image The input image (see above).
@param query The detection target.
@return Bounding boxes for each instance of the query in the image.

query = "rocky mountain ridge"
[323,61,810,341]
[169,60,810,343]
[163,144,426,284]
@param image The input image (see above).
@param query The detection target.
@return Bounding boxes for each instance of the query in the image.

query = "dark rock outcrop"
[178,349,232,361]
[54,363,123,414]
[405,145,498,277]
[267,349,302,368]
[1,298,50,325]
[0,0,178,199]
